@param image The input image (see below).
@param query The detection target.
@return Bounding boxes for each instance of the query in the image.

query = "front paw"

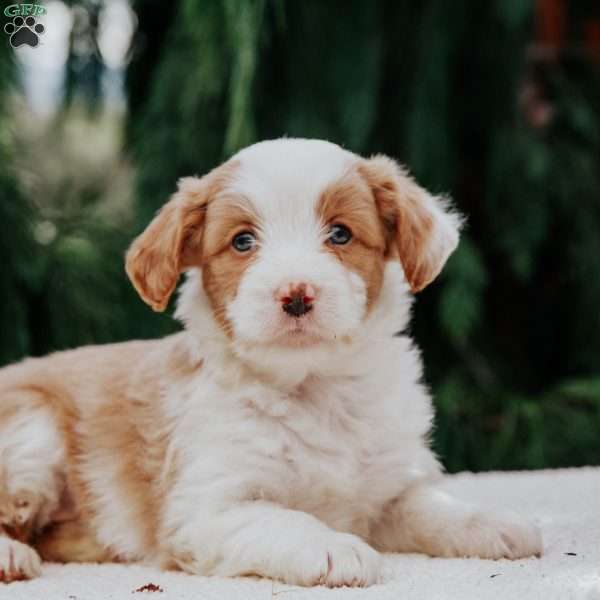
[0,537,42,582]
[451,511,542,560]
[284,532,381,587]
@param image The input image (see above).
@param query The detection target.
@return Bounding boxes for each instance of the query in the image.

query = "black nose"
[282,297,313,317]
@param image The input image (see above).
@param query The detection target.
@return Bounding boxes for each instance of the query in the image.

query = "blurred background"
[1,0,599,472]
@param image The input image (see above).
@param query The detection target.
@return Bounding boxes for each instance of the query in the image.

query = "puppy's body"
[0,139,541,586]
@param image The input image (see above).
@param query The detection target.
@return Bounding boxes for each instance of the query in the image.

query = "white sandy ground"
[0,468,599,600]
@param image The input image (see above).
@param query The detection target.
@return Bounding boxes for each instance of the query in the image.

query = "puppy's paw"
[0,537,42,582]
[453,511,542,560]
[287,532,381,587]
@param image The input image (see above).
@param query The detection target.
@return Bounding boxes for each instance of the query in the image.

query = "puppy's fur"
[0,139,541,586]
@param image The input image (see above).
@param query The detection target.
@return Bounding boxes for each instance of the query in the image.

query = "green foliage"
[12,109,139,348]
[127,0,600,471]
[223,0,265,154]
[0,99,158,358]
[438,238,488,347]
[434,374,600,472]
[0,42,36,364]
[129,0,233,228]
[0,0,598,472]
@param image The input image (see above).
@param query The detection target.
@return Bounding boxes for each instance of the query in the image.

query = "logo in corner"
[3,4,46,49]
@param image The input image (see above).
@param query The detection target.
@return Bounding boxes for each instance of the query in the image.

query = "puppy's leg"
[370,483,542,559]
[0,393,67,581]
[169,502,381,587]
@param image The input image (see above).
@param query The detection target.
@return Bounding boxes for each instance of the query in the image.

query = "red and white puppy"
[0,139,541,586]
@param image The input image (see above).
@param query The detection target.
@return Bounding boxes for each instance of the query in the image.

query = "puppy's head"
[126,139,461,358]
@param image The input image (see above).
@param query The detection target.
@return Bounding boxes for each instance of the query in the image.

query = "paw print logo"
[4,16,45,48]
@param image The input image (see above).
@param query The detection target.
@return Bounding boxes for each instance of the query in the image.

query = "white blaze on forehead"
[229,139,358,238]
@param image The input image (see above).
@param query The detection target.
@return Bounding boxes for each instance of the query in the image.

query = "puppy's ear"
[125,176,211,312]
[359,155,463,292]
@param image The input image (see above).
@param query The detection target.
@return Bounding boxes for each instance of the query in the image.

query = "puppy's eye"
[232,231,256,253]
[327,224,352,245]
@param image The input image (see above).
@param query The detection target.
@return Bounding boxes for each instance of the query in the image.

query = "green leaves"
[438,237,488,346]
[126,0,600,471]
[0,0,598,472]
[493,0,532,31]
[223,0,265,155]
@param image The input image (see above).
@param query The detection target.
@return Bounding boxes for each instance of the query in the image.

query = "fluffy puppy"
[0,139,541,586]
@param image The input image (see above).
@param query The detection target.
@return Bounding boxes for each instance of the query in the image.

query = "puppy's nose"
[278,283,316,317]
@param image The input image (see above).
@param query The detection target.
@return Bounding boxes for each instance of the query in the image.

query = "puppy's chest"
[251,381,393,516]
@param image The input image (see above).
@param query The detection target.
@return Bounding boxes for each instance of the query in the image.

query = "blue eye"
[327,224,352,245]
[232,231,256,252]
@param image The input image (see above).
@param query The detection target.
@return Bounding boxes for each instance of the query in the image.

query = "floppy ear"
[359,155,463,292]
[125,177,210,312]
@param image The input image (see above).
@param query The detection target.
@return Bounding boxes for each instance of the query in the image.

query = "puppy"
[0,139,541,586]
